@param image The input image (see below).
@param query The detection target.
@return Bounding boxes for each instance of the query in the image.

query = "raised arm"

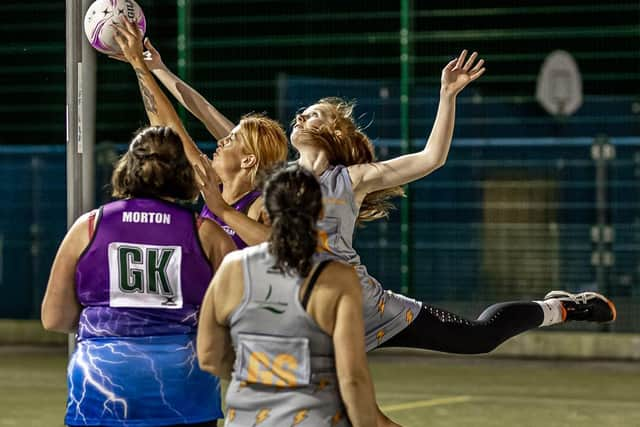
[112,18,203,166]
[142,39,235,140]
[348,50,485,201]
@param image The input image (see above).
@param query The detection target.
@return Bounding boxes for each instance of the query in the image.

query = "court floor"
[1,348,638,427]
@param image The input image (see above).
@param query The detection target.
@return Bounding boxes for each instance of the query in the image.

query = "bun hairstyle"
[263,164,323,277]
[111,126,198,200]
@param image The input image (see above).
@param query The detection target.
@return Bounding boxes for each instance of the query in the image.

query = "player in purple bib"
[200,189,262,249]
[109,17,288,251]
[42,126,236,427]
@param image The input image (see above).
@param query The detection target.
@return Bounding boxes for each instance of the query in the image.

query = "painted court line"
[378,393,640,410]
[381,396,473,413]
[478,394,640,408]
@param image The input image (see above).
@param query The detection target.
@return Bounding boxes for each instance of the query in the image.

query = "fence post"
[399,0,414,296]
[177,0,192,124]
[590,134,615,330]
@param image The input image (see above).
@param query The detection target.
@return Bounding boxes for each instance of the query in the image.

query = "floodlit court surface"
[1,348,639,427]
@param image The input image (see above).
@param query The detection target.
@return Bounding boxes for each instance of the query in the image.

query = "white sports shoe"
[544,291,617,323]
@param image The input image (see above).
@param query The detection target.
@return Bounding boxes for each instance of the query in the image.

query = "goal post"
[65,0,96,356]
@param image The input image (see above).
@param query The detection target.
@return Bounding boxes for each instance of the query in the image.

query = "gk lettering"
[118,246,175,295]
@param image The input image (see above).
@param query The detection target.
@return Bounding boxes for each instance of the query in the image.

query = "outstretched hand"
[109,36,164,71]
[110,16,145,65]
[441,50,485,97]
[194,154,228,215]
[141,38,164,71]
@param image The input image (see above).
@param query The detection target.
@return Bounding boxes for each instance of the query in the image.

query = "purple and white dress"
[66,198,222,426]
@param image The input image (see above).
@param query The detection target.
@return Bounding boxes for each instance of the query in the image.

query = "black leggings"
[380,301,543,354]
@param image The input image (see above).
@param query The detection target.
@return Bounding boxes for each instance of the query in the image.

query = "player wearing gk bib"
[110,16,287,250]
[197,166,385,427]
[42,127,236,427]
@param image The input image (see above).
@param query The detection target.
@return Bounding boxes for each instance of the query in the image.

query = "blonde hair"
[237,113,289,185]
[308,97,404,223]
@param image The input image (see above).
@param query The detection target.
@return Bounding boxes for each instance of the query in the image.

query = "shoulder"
[70,209,99,235]
[221,247,247,265]
[319,165,354,193]
[318,260,360,296]
[323,259,355,276]
[219,243,267,271]
[233,241,270,264]
[321,164,347,180]
[198,217,236,256]
[198,216,227,236]
[345,162,374,188]
[246,196,265,221]
[212,250,245,293]
[60,209,99,258]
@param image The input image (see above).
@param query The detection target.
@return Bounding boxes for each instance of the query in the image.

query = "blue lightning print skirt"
[65,334,222,426]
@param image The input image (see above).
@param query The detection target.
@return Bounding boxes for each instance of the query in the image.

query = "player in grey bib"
[224,244,349,427]
[198,165,379,427]
[316,165,422,350]
[291,58,616,355]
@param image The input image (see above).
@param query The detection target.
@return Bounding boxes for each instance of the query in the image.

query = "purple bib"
[75,198,213,340]
[200,189,262,249]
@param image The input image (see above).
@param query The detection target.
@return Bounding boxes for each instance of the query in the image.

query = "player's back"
[67,197,223,425]
[75,197,212,339]
[224,243,350,427]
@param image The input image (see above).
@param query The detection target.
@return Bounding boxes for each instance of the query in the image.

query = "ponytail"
[263,165,323,277]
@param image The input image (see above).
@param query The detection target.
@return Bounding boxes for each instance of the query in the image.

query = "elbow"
[41,305,76,333]
[419,152,447,178]
[198,358,230,379]
[198,359,219,376]
[197,350,222,376]
[41,316,74,334]
[433,155,448,170]
[41,317,55,332]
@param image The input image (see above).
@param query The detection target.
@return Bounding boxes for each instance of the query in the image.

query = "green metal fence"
[1,1,639,329]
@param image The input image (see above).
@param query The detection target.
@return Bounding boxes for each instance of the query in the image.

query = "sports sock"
[534,299,566,326]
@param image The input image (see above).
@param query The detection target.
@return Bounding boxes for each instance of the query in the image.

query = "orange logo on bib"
[406,309,414,323]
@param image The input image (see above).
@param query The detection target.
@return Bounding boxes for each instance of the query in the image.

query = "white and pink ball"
[83,0,146,55]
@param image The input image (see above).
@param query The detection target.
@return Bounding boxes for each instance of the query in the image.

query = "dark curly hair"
[263,164,323,277]
[111,126,198,201]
